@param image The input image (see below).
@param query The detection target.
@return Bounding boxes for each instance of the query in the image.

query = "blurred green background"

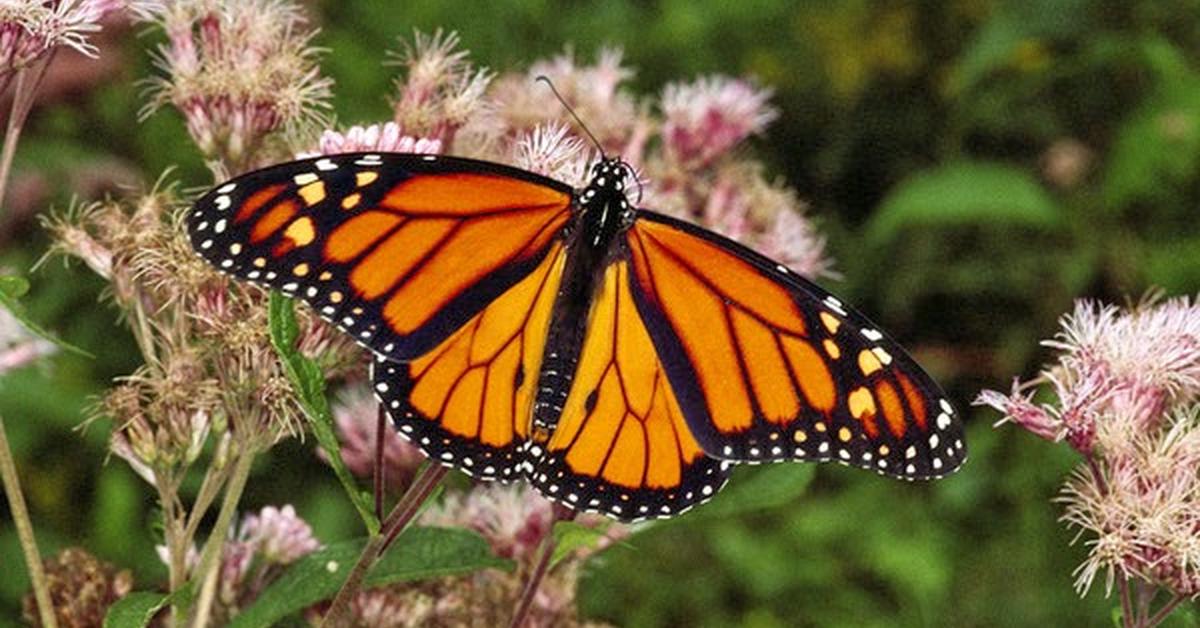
[3,0,1200,625]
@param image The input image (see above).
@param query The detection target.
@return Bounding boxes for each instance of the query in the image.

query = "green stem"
[0,413,57,628]
[321,463,447,628]
[189,449,256,628]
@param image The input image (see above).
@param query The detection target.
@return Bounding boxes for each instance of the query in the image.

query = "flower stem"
[374,405,385,521]
[321,463,448,627]
[0,54,54,218]
[509,507,575,628]
[1120,577,1134,628]
[0,413,57,628]
[189,449,256,628]
[1145,594,1185,628]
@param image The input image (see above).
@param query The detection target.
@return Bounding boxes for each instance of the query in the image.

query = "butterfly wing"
[370,243,568,480]
[530,258,731,522]
[188,153,573,360]
[625,211,966,479]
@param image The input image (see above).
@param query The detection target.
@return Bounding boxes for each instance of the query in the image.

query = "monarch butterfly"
[188,148,966,522]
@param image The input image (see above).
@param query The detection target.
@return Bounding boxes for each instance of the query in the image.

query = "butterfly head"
[580,157,637,214]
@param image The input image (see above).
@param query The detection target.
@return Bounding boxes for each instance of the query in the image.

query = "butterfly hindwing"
[188,153,573,360]
[625,211,966,479]
[530,258,731,521]
[370,244,568,481]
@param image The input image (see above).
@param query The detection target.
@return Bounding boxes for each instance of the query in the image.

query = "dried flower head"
[390,29,492,148]
[142,0,332,172]
[22,547,133,627]
[977,294,1200,618]
[50,185,354,488]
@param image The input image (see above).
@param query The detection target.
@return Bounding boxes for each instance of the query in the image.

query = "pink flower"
[238,504,319,564]
[421,484,555,562]
[979,294,1200,613]
[297,122,442,158]
[323,384,426,491]
[0,0,156,79]
[511,123,592,187]
[661,76,777,167]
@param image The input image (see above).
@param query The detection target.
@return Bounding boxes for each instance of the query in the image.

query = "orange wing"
[625,212,966,479]
[371,244,567,480]
[530,259,731,521]
[189,153,572,360]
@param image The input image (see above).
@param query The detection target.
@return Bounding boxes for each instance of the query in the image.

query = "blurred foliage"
[2,0,1200,626]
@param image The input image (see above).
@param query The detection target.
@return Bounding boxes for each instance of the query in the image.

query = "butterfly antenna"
[536,75,606,158]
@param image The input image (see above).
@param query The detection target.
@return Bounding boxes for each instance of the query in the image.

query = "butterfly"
[187,150,966,522]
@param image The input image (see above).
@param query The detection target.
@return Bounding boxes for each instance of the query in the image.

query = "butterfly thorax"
[530,158,635,434]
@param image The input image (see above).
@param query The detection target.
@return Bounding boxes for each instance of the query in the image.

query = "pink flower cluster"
[977,295,1200,606]
[143,0,331,172]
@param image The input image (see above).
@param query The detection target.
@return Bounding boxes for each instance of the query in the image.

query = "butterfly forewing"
[187,153,572,361]
[625,211,966,479]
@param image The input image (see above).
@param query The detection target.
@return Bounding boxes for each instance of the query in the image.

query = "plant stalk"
[0,413,57,628]
[189,449,256,628]
[504,516,564,628]
[0,54,54,218]
[321,463,448,627]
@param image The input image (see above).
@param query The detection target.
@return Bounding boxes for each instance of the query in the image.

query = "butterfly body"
[531,159,636,436]
[188,151,966,522]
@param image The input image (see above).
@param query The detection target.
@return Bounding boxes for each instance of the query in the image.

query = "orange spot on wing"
[875,380,907,438]
[848,387,880,438]
[636,221,805,336]
[235,183,286,223]
[858,349,883,376]
[381,173,569,215]
[730,308,799,424]
[325,211,403,262]
[350,218,456,300]
[602,418,646,489]
[820,311,841,334]
[897,373,928,430]
[780,336,836,413]
[298,181,326,206]
[250,199,299,244]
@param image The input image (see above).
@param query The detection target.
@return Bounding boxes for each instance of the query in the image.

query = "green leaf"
[268,292,378,533]
[866,161,1062,245]
[0,274,93,358]
[1102,75,1200,210]
[551,519,610,567]
[229,527,512,628]
[103,592,169,628]
[690,464,816,519]
[0,276,29,298]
